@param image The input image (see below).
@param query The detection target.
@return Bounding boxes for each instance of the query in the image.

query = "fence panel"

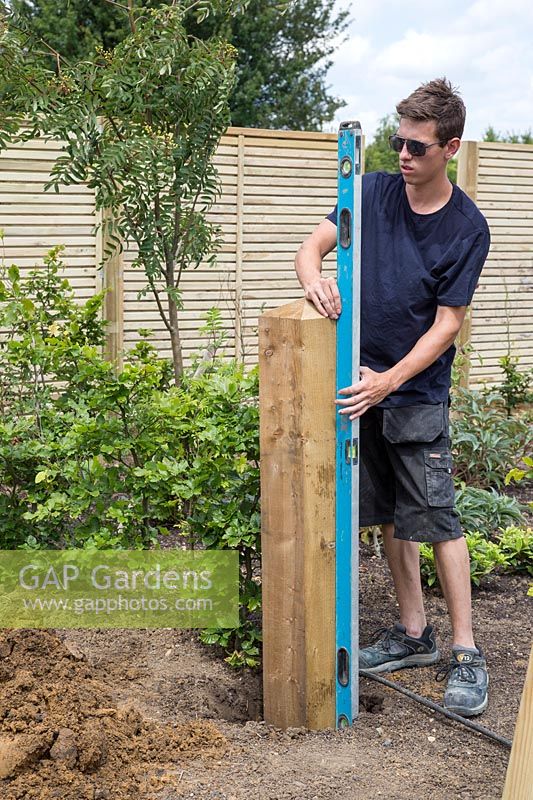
[1,131,532,385]
[0,138,98,299]
[121,136,240,362]
[458,141,533,386]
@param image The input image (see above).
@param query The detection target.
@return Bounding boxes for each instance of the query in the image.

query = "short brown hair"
[396,77,465,142]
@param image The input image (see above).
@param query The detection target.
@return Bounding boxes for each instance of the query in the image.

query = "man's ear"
[445,137,461,160]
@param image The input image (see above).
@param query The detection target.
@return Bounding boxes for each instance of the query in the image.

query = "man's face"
[396,118,457,186]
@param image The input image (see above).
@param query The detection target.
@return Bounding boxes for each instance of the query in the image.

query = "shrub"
[21,344,179,548]
[0,248,108,546]
[497,355,533,416]
[454,483,525,536]
[419,544,438,587]
[497,526,533,576]
[505,455,533,488]
[171,361,261,668]
[0,252,261,666]
[450,387,531,489]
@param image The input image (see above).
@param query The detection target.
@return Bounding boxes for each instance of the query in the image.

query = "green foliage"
[419,544,437,587]
[364,114,400,174]
[454,483,525,536]
[9,0,131,61]
[497,354,533,415]
[178,355,261,667]
[0,2,245,381]
[483,126,533,144]
[7,0,348,131]
[201,618,261,668]
[505,455,533,487]
[0,253,261,665]
[497,526,533,576]
[0,254,259,546]
[177,367,259,551]
[450,387,532,489]
[447,156,458,184]
[483,126,500,142]
[465,532,508,586]
[0,249,172,546]
[420,532,507,588]
[450,340,473,389]
[225,0,349,129]
[422,378,532,592]
[0,247,108,545]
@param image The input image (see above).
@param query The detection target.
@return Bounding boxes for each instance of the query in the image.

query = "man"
[294,78,491,717]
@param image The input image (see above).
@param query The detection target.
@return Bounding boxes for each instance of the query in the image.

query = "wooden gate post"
[502,643,533,799]
[259,298,336,730]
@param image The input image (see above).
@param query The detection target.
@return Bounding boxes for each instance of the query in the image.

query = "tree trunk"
[168,293,183,385]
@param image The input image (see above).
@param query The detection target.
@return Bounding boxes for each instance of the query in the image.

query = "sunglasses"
[388,134,444,157]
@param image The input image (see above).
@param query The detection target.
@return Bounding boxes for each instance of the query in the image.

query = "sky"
[325,0,533,143]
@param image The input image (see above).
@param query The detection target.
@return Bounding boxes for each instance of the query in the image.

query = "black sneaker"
[436,646,489,717]
[359,623,440,674]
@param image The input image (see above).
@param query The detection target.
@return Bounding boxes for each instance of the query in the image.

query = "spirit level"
[335,120,362,728]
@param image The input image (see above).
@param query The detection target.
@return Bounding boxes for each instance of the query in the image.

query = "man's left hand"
[335,366,395,419]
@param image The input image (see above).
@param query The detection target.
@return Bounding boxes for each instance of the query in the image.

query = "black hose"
[359,669,512,750]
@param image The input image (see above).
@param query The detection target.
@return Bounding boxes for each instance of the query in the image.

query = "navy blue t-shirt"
[327,172,490,407]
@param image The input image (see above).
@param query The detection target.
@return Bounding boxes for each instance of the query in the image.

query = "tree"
[364,114,400,174]
[8,0,349,130]
[224,0,349,130]
[483,126,533,144]
[0,1,244,384]
[7,0,130,61]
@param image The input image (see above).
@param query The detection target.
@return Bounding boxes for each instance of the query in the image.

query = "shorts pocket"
[424,450,455,507]
[382,404,445,444]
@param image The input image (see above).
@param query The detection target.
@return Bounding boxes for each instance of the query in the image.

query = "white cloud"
[457,0,533,30]
[332,34,372,70]
[372,30,471,76]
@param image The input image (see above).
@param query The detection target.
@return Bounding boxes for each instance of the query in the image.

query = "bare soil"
[0,537,531,800]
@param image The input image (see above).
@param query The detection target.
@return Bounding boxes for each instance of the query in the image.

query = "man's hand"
[294,218,338,315]
[305,276,341,319]
[335,366,395,419]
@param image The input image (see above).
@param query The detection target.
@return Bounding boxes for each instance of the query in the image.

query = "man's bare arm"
[336,305,468,418]
[387,305,467,391]
[294,219,339,318]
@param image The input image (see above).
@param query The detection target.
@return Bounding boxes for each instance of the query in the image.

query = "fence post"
[259,298,336,730]
[96,208,124,370]
[234,133,245,361]
[456,141,480,389]
[502,643,533,799]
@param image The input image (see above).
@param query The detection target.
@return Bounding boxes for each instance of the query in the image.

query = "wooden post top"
[260,298,332,322]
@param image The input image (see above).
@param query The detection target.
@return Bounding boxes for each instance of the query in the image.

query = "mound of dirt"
[0,629,227,800]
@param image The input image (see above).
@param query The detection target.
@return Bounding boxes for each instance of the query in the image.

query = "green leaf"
[8,264,20,283]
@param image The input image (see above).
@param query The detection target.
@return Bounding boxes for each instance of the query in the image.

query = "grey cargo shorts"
[359,402,463,543]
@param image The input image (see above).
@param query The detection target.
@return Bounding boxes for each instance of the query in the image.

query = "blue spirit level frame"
[335,121,362,728]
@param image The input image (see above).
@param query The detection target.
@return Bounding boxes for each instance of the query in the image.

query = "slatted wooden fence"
[458,141,533,384]
[0,137,98,299]
[0,130,531,385]
[122,127,338,363]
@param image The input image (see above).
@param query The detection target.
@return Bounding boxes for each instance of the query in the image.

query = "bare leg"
[433,537,475,648]
[381,522,427,638]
